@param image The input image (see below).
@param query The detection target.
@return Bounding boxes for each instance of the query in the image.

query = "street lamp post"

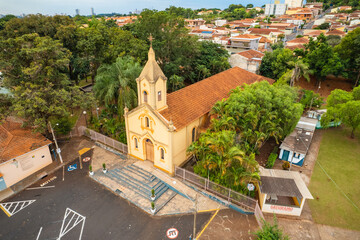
[49,122,63,164]
[83,110,87,127]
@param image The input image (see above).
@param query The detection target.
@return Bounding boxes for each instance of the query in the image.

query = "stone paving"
[90,146,226,216]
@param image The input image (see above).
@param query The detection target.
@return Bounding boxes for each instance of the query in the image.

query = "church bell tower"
[136,35,168,111]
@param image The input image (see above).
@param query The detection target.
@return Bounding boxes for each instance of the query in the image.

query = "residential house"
[226,34,261,50]
[246,28,285,43]
[326,29,346,37]
[279,117,317,167]
[229,49,264,74]
[185,19,206,28]
[0,120,53,191]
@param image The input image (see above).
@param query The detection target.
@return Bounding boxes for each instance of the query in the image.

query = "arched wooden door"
[145,139,154,162]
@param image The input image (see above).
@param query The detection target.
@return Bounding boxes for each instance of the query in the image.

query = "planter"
[150,208,156,214]
[151,195,156,201]
[102,169,107,173]
[89,171,94,176]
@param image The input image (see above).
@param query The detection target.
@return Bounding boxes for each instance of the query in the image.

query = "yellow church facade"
[124,46,274,175]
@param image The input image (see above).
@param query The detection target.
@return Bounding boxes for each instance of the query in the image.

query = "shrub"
[151,201,155,210]
[254,215,289,240]
[266,153,278,169]
[151,189,155,197]
[282,161,290,170]
[272,146,279,154]
[89,165,92,172]
[102,163,106,169]
[300,89,324,109]
[53,117,72,135]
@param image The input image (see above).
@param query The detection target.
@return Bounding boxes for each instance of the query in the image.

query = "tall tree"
[304,34,344,85]
[93,56,142,116]
[0,33,85,132]
[335,28,360,87]
[259,48,296,80]
[321,86,360,138]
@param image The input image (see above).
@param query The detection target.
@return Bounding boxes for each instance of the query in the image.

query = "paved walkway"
[89,146,226,216]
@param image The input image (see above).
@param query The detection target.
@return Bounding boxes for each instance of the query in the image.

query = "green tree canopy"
[321,86,360,138]
[93,56,142,116]
[259,48,296,80]
[335,28,360,86]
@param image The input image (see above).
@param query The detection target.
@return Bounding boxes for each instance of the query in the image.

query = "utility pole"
[193,194,197,240]
[49,122,63,164]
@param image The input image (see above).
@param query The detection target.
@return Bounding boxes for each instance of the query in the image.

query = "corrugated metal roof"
[260,176,303,198]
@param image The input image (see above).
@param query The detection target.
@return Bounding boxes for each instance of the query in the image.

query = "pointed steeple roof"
[138,46,166,83]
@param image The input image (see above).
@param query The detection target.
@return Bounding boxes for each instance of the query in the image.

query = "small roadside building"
[0,120,53,191]
[258,168,313,216]
[279,117,317,166]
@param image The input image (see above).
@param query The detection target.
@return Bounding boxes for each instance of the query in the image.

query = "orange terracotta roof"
[305,30,324,36]
[248,28,284,35]
[286,44,306,50]
[237,49,264,60]
[232,34,261,39]
[159,67,274,130]
[326,29,346,36]
[258,36,272,43]
[0,121,52,163]
[287,37,309,44]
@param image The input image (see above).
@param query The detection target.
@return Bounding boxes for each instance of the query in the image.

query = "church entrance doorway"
[145,139,154,162]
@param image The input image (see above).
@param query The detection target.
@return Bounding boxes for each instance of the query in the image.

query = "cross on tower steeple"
[148,34,154,48]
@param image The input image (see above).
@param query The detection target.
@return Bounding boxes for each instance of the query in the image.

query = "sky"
[0,0,271,16]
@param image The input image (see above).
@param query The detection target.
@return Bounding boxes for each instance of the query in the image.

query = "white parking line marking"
[58,208,86,240]
[36,227,43,240]
[26,186,55,190]
[0,200,36,217]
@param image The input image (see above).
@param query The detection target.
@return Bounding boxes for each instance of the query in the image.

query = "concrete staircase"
[106,164,176,212]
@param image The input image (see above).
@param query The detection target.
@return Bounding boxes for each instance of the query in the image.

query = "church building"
[124,45,274,175]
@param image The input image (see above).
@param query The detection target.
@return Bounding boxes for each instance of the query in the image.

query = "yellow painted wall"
[0,145,52,188]
[127,105,170,171]
[155,78,167,110]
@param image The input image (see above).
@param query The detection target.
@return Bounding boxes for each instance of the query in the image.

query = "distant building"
[265,4,287,16]
[91,7,95,16]
[226,34,261,50]
[285,0,303,8]
[75,9,80,16]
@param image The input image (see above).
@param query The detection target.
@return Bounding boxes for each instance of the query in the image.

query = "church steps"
[106,170,150,199]
[123,165,150,180]
[107,170,151,196]
[127,164,154,179]
[113,168,154,192]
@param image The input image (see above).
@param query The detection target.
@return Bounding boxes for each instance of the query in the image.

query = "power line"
[316,160,360,211]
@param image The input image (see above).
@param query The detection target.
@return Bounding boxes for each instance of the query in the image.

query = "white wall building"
[285,0,303,8]
[265,4,288,16]
[0,120,53,191]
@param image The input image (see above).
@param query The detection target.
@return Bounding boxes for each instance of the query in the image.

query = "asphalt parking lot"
[0,160,211,240]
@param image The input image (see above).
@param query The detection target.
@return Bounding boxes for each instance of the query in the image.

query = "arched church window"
[134,138,138,148]
[192,127,196,142]
[161,148,165,160]
[146,117,150,128]
[158,91,162,101]
[143,91,148,103]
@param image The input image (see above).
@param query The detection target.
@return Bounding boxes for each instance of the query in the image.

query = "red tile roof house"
[226,34,261,50]
[245,28,285,43]
[0,120,53,191]
[286,37,309,47]
[229,49,265,74]
[325,29,346,37]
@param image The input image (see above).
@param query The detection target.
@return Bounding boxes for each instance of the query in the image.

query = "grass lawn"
[309,126,360,231]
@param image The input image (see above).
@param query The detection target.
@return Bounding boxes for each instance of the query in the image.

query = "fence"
[78,126,128,154]
[174,166,257,212]
[254,201,265,229]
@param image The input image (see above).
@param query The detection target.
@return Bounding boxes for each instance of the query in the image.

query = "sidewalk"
[89,146,226,216]
[0,137,95,202]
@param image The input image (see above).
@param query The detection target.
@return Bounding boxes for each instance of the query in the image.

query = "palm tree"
[287,59,312,87]
[93,56,142,114]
